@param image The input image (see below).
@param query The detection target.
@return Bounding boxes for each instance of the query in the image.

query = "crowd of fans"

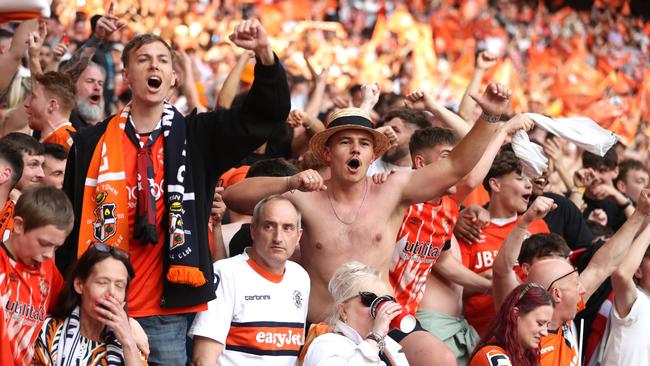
[1,0,650,365]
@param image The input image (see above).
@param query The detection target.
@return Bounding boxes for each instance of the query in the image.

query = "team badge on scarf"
[78,102,206,287]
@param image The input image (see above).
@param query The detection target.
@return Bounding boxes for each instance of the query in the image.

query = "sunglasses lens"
[359,292,377,307]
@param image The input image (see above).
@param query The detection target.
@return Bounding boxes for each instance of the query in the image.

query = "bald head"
[527,258,574,290]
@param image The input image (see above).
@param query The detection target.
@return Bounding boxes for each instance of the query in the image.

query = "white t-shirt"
[188,251,310,366]
[601,288,650,366]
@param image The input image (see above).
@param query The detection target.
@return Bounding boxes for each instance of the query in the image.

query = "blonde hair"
[326,261,394,326]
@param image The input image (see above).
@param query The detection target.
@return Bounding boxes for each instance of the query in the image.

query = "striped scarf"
[78,102,206,287]
[34,307,125,366]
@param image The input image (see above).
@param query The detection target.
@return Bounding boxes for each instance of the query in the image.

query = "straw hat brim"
[309,125,391,164]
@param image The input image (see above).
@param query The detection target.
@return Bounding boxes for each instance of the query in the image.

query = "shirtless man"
[223,83,512,366]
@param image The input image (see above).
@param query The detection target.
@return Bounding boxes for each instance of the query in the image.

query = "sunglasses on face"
[351,291,396,307]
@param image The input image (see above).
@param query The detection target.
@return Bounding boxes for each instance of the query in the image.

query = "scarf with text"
[78,102,206,287]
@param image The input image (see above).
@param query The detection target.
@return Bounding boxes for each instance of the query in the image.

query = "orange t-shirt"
[122,133,206,318]
[42,122,76,151]
[460,217,549,336]
[0,243,63,366]
[470,345,512,366]
[0,308,12,366]
[390,196,459,315]
[539,299,586,366]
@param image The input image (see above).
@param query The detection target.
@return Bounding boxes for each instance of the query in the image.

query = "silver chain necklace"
[327,177,368,225]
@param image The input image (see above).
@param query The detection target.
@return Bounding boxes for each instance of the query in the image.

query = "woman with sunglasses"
[469,283,554,366]
[303,261,409,366]
[32,244,148,365]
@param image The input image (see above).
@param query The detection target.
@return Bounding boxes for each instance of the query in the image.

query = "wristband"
[366,331,386,353]
[480,112,501,123]
[619,197,633,210]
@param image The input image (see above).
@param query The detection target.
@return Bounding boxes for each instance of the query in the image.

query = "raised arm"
[579,189,650,302]
[27,22,47,76]
[177,49,206,113]
[288,109,325,158]
[458,51,498,122]
[0,19,38,94]
[215,51,254,109]
[401,83,511,205]
[45,43,69,72]
[61,7,125,83]
[452,114,534,203]
[610,219,650,318]
[492,196,556,308]
[405,90,471,137]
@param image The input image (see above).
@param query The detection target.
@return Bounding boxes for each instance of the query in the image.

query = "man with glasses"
[495,189,650,366]
[189,196,310,366]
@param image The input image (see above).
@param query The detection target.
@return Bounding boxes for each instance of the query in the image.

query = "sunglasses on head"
[546,268,578,292]
[92,243,130,259]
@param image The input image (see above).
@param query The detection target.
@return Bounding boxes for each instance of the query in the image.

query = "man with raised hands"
[493,189,650,366]
[224,83,512,366]
[57,15,290,364]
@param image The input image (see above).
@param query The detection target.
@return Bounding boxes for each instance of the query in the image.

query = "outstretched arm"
[452,114,534,203]
[580,189,650,302]
[61,7,125,83]
[401,83,511,205]
[222,169,325,215]
[216,51,254,109]
[611,220,650,318]
[492,196,556,308]
[458,51,498,122]
[0,19,38,94]
[405,90,470,137]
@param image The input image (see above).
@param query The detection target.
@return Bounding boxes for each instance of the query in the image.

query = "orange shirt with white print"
[0,243,64,366]
[539,299,586,366]
[122,133,206,318]
[390,196,459,315]
[42,122,76,151]
[470,345,512,366]
[460,216,549,336]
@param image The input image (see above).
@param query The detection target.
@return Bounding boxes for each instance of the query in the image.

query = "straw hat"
[309,108,391,164]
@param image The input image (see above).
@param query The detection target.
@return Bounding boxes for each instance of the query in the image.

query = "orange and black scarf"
[78,102,206,287]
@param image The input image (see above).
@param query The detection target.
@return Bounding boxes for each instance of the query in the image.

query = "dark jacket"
[57,57,290,309]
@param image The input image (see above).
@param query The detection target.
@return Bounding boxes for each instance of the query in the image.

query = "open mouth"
[89,94,101,104]
[522,194,531,202]
[147,76,162,90]
[347,158,361,170]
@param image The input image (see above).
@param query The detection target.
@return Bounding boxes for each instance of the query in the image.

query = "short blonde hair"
[326,261,394,326]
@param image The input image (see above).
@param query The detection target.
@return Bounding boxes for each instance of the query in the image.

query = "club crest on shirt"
[93,203,117,242]
[39,277,49,298]
[486,350,512,366]
[293,290,303,308]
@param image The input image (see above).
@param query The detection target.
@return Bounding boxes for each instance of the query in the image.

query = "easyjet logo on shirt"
[255,328,303,348]
[227,321,305,356]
